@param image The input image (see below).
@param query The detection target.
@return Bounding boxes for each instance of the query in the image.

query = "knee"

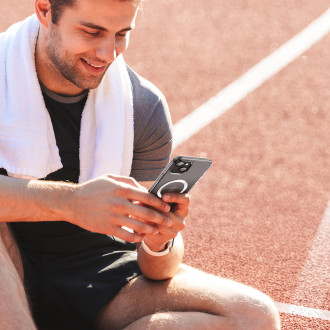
[231,288,280,330]
[169,265,281,329]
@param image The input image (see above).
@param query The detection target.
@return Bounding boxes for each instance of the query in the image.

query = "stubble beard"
[45,25,107,91]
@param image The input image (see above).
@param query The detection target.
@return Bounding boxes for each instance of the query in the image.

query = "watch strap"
[141,238,174,257]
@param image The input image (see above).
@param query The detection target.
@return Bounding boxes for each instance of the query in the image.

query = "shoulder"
[126,65,170,121]
[127,65,165,105]
[127,65,172,144]
[126,66,173,181]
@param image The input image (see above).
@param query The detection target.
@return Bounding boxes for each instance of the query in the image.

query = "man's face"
[44,0,139,91]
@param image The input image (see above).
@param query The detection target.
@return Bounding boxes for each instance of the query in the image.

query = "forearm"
[137,233,184,280]
[0,175,75,223]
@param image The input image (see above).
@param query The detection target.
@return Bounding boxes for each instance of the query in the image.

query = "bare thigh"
[0,223,24,280]
[94,264,278,330]
[0,224,35,329]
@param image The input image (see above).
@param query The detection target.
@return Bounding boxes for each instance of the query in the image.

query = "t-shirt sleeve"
[127,66,173,182]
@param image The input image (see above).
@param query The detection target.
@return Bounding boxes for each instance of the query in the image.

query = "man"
[0,0,281,329]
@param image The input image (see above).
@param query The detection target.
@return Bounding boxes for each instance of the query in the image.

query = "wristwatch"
[141,238,174,257]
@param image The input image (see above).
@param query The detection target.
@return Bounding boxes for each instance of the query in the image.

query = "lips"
[80,58,106,74]
[84,59,103,68]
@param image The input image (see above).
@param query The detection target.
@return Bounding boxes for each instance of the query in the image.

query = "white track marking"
[275,302,330,321]
[293,201,330,305]
[275,202,330,321]
[172,8,330,321]
[173,8,330,149]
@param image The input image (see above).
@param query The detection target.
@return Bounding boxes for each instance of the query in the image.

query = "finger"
[119,186,171,213]
[145,212,185,237]
[162,193,190,206]
[128,203,172,227]
[143,219,183,247]
[166,212,185,232]
[116,216,160,235]
[162,193,190,217]
[110,226,145,243]
[108,198,171,227]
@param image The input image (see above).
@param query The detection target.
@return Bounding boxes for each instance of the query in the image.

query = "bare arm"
[0,174,172,242]
[137,181,188,280]
[0,175,75,223]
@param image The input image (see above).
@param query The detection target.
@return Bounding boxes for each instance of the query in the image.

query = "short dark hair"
[49,0,75,24]
[49,0,143,24]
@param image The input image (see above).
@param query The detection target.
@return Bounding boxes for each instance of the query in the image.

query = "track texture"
[1,1,329,329]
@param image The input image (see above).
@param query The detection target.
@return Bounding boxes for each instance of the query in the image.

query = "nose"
[95,36,117,63]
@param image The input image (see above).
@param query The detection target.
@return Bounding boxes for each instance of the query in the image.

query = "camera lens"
[179,167,187,173]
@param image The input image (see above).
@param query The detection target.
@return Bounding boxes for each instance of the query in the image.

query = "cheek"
[64,35,94,58]
[73,43,92,57]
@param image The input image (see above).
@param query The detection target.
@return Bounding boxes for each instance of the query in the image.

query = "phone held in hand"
[149,156,212,198]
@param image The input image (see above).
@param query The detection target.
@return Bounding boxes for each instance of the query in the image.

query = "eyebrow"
[77,20,134,33]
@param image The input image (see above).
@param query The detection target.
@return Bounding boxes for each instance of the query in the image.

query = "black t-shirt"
[41,87,87,184]
[2,67,173,243]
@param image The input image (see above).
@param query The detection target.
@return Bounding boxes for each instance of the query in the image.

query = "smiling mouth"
[81,58,106,71]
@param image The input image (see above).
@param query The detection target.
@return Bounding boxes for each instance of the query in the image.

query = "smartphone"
[149,156,212,198]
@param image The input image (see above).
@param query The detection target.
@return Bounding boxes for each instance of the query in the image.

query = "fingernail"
[163,194,170,201]
[165,204,171,212]
[167,218,172,227]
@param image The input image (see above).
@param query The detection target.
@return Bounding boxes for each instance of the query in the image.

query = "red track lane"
[1,1,330,329]
[281,315,330,330]
[125,0,330,123]
[173,33,330,328]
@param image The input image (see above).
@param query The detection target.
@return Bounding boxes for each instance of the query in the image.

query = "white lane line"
[173,8,330,149]
[275,202,330,321]
[275,302,330,321]
[293,201,330,305]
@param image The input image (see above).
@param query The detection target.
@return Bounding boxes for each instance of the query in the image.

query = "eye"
[116,32,128,39]
[83,29,100,37]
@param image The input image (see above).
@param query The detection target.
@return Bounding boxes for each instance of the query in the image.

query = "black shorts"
[20,230,142,330]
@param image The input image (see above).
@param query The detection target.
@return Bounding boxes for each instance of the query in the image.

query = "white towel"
[0,15,134,182]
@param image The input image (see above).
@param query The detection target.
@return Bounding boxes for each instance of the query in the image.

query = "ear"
[35,0,52,28]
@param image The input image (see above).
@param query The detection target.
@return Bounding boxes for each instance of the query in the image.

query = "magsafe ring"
[157,180,188,198]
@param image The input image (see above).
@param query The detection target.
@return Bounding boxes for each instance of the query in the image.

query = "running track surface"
[1,1,329,329]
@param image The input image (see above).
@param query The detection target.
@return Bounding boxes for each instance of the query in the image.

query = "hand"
[141,192,190,252]
[67,174,172,242]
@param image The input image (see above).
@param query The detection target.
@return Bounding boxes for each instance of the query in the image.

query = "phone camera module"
[178,161,192,173]
[170,160,192,174]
